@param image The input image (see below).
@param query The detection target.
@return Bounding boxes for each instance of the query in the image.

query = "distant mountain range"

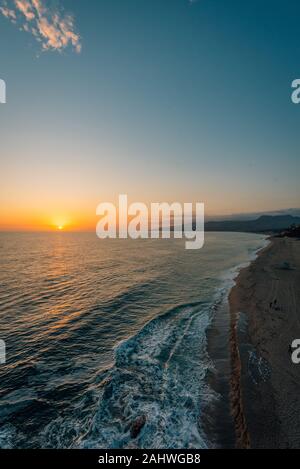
[205,208,300,221]
[205,215,300,233]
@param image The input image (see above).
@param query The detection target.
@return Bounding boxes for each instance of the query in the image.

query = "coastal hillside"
[205,215,300,233]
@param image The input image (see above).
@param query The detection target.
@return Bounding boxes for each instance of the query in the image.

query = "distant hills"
[205,208,300,221]
[205,215,300,233]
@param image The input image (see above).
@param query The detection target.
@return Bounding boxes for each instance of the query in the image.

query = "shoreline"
[205,291,236,448]
[205,235,269,449]
[229,236,300,448]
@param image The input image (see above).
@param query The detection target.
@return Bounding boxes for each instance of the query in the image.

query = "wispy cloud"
[0,5,16,21]
[0,0,81,53]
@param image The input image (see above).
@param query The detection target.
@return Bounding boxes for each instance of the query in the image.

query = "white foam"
[76,302,218,449]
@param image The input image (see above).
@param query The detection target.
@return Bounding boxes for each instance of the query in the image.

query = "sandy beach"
[229,236,300,448]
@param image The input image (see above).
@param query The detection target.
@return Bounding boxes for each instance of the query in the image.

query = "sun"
[57,225,64,230]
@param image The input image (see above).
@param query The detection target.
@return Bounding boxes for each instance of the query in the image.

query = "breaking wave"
[76,302,218,449]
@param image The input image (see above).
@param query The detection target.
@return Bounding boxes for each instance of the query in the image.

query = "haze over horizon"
[1,0,300,231]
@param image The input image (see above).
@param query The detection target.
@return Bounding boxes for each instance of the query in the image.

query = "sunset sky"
[0,0,299,231]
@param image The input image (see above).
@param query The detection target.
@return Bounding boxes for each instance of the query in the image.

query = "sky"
[0,0,299,230]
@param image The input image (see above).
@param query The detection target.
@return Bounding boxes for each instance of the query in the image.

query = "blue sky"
[0,0,299,229]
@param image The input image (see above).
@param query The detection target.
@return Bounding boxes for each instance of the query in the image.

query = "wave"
[75,301,218,449]
[0,233,269,449]
[41,239,269,449]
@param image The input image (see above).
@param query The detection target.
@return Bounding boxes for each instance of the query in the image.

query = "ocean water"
[0,232,267,449]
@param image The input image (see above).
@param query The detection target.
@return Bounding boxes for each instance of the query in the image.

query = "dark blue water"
[0,232,267,448]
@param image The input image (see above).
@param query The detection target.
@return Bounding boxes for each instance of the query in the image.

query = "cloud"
[15,0,35,20]
[0,5,16,21]
[0,0,81,53]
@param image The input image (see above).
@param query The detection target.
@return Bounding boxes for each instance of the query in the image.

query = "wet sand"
[206,298,236,448]
[229,237,300,448]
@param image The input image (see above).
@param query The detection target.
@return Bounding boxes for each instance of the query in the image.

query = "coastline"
[205,235,268,449]
[229,236,300,448]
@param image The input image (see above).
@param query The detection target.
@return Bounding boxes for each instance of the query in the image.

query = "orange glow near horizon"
[1,195,298,232]
[0,204,97,232]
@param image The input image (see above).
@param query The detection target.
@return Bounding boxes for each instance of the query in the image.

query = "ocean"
[0,232,267,449]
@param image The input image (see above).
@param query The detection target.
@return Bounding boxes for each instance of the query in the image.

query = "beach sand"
[229,237,300,448]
